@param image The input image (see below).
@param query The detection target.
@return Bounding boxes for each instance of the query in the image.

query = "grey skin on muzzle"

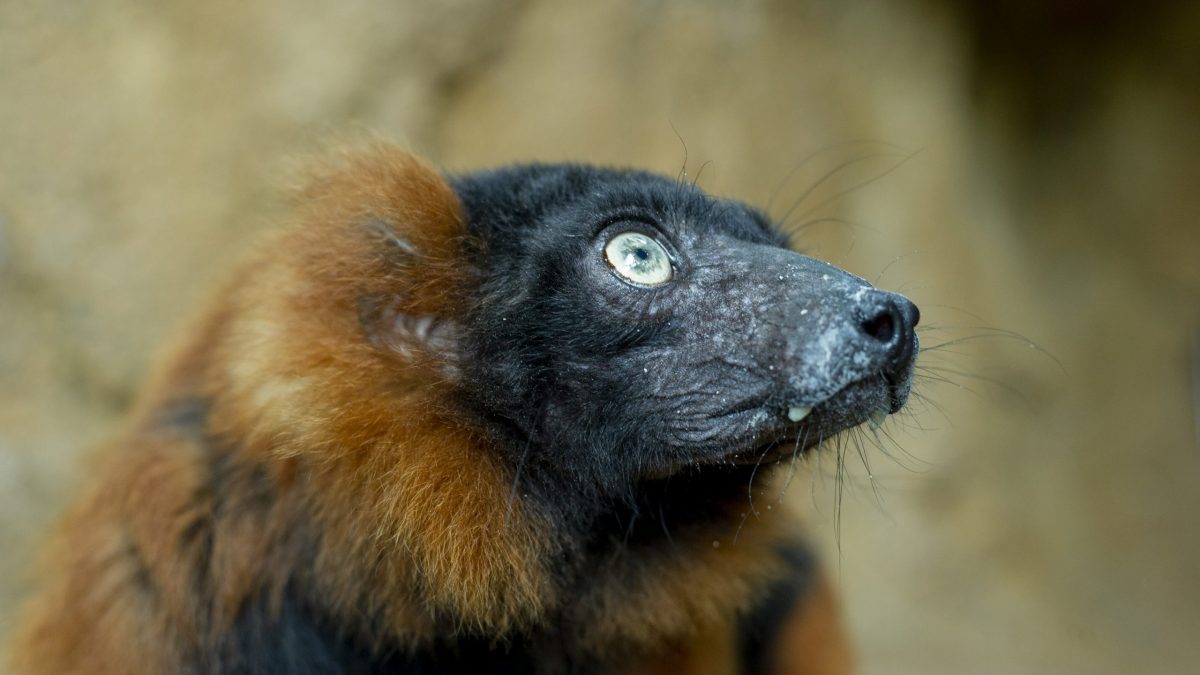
[648,233,920,462]
[766,246,919,415]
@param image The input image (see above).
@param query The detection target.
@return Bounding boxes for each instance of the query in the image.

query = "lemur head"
[446,165,918,500]
[196,148,920,630]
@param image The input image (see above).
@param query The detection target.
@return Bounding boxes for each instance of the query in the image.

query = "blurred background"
[1,1,1198,672]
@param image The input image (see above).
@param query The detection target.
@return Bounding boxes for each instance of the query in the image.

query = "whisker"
[809,430,826,514]
[622,504,641,546]
[785,151,920,234]
[915,303,998,325]
[863,423,927,473]
[834,432,849,555]
[917,364,1031,405]
[766,140,913,216]
[774,426,812,508]
[873,423,926,469]
[899,389,948,429]
[691,159,714,189]
[775,152,910,233]
[505,435,534,524]
[919,329,1063,371]
[874,252,917,286]
[669,120,689,183]
[851,429,885,507]
[658,504,677,550]
[745,441,777,517]
[911,368,983,398]
[735,439,782,544]
[785,216,881,237]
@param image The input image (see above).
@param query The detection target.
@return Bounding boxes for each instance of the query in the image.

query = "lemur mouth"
[724,377,900,467]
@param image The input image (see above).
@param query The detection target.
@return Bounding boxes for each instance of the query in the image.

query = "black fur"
[211,594,545,675]
[213,593,634,675]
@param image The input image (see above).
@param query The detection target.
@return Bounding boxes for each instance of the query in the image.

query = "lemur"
[9,145,918,674]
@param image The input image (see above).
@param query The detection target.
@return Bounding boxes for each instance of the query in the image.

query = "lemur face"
[451,165,918,493]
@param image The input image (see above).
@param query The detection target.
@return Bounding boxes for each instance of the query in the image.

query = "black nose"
[859,294,919,376]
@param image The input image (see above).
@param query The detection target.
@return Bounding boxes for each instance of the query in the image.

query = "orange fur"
[766,576,856,675]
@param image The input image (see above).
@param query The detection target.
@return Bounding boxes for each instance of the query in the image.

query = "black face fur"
[449,165,918,533]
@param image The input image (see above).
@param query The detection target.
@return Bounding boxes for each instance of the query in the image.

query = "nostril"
[861,308,897,345]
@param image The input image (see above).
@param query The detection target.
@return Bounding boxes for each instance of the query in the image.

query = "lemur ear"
[355,221,463,367]
[289,145,475,374]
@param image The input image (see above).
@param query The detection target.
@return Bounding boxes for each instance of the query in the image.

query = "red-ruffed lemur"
[8,146,919,674]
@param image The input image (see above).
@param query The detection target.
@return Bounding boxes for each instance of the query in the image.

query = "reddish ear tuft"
[290,144,474,320]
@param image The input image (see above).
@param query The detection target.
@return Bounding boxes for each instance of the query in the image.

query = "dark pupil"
[634,248,649,261]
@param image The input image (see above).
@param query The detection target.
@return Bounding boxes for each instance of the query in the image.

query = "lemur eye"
[604,232,672,286]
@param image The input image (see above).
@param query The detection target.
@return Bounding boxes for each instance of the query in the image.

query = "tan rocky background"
[2,1,1198,672]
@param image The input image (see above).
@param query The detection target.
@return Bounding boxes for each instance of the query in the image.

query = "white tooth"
[787,406,812,422]
[868,408,888,429]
